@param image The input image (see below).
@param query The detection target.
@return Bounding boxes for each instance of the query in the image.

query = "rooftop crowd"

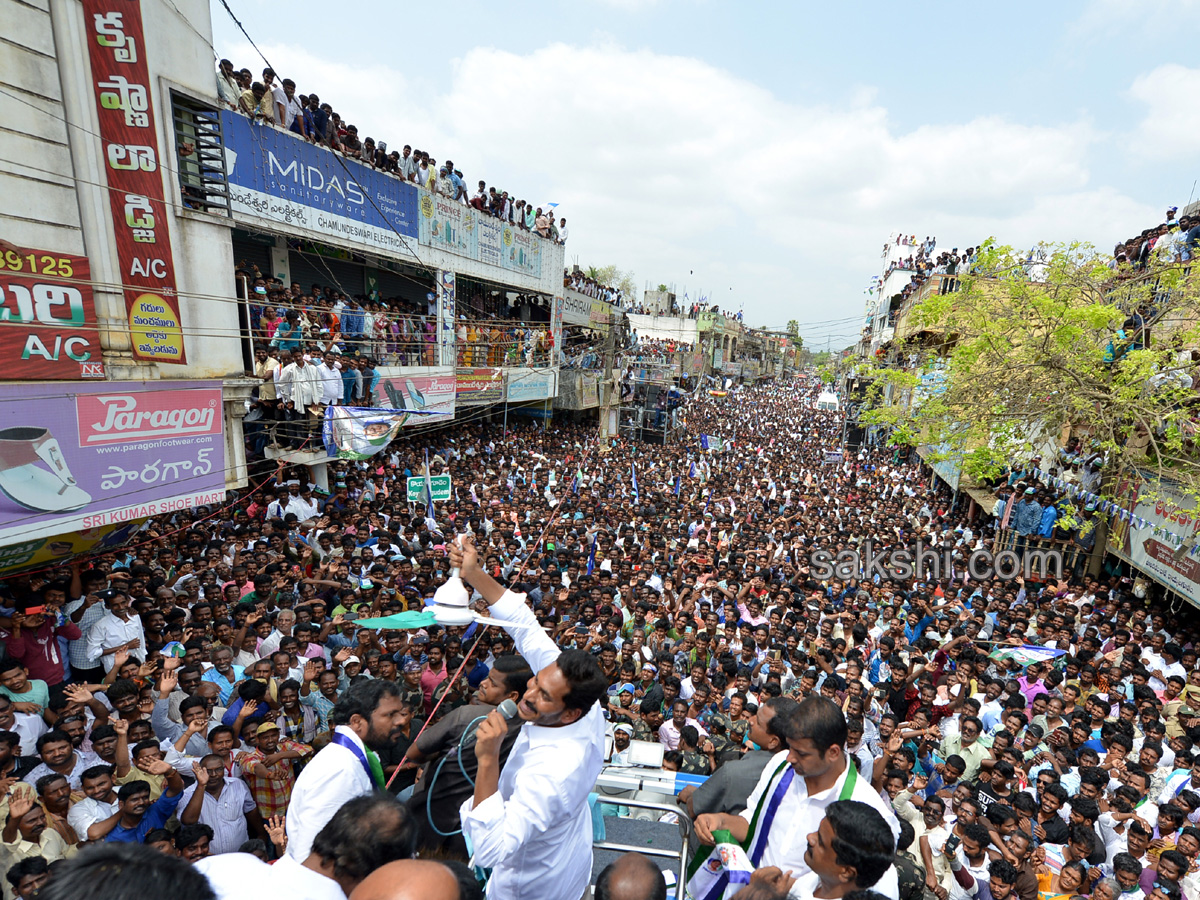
[215,61,567,244]
[0,374,1197,900]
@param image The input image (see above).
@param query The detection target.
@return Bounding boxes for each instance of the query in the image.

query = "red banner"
[0,247,104,379]
[83,0,186,364]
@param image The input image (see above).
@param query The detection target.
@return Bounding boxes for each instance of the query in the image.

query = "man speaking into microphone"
[451,534,607,900]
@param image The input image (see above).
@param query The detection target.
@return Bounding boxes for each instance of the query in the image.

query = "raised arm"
[451,533,560,673]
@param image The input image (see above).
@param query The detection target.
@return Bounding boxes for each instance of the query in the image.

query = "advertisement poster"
[419,194,476,255]
[506,367,557,402]
[0,247,104,379]
[220,111,418,256]
[0,519,146,577]
[455,368,504,405]
[83,0,185,363]
[0,381,226,544]
[1108,475,1200,607]
[500,225,541,278]
[374,369,457,425]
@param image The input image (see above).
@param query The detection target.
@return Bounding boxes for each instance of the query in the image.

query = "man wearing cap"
[235,721,312,821]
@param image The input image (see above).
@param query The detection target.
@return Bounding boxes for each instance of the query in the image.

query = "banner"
[220,111,418,256]
[0,381,225,544]
[419,194,476,255]
[437,270,456,367]
[374,369,456,422]
[456,367,504,405]
[506,367,557,402]
[1108,474,1200,607]
[0,519,147,577]
[478,218,503,267]
[581,374,599,407]
[500,224,542,278]
[0,247,104,379]
[322,406,408,460]
[84,0,185,363]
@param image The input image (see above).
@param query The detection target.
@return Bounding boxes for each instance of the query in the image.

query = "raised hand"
[64,684,93,705]
[190,761,210,786]
[144,757,173,777]
[241,699,259,718]
[266,815,287,852]
[111,718,129,736]
[7,791,34,822]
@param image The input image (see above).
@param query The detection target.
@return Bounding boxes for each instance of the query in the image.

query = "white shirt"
[277,361,323,409]
[9,712,47,757]
[196,852,344,900]
[460,589,606,900]
[84,612,145,672]
[285,724,374,862]
[740,751,901,899]
[315,362,342,405]
[67,794,119,842]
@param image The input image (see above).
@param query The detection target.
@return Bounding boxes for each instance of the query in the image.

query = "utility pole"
[598,320,618,441]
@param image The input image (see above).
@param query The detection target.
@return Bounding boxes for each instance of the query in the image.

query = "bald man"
[594,853,667,900]
[349,859,482,900]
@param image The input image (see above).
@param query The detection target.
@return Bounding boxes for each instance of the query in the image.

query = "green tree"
[786,319,800,339]
[860,240,1200,534]
[585,265,638,301]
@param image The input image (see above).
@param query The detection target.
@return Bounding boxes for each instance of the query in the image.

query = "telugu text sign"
[220,111,418,256]
[83,0,185,363]
[0,248,104,379]
[0,381,225,544]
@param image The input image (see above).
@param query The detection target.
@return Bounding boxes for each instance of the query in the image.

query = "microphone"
[461,698,521,754]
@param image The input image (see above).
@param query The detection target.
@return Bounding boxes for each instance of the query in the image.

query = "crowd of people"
[0,374,1197,900]
[565,271,627,306]
[216,60,567,245]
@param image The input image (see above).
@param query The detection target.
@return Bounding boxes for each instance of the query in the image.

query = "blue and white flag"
[423,449,438,534]
[586,533,598,576]
[689,461,698,479]
[674,474,681,496]
[631,463,639,501]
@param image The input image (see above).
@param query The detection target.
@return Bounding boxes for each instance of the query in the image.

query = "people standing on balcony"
[238,82,274,123]
[216,59,240,110]
[277,349,323,449]
[280,79,305,138]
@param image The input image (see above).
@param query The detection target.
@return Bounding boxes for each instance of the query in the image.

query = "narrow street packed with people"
[0,373,1195,900]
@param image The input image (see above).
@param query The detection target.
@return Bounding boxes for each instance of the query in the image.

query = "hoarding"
[84,0,185,363]
[456,367,504,405]
[374,369,456,425]
[221,111,418,256]
[0,381,226,544]
[0,247,104,379]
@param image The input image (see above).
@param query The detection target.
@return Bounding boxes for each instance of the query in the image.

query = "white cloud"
[226,40,1157,328]
[1127,63,1200,158]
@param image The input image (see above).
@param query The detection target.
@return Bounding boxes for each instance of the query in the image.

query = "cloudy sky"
[209,0,1199,349]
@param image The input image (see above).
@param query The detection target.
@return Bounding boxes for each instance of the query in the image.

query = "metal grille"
[171,92,231,216]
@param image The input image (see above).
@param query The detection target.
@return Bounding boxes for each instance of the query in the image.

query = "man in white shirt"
[84,590,145,673]
[285,679,410,862]
[694,695,901,899]
[452,535,608,900]
[312,350,343,406]
[198,793,419,900]
[782,799,897,900]
[276,349,324,449]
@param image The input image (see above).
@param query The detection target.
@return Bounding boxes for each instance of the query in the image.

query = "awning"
[963,482,999,515]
